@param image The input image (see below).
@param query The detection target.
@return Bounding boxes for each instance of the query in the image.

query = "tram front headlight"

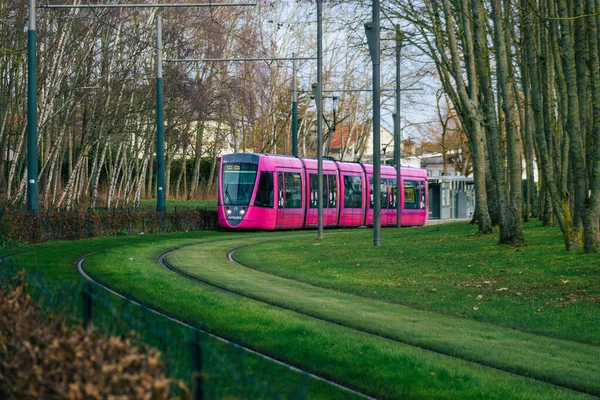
[240,208,246,215]
[226,208,232,215]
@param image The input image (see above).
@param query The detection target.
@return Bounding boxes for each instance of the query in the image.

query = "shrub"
[1,208,218,244]
[0,275,190,399]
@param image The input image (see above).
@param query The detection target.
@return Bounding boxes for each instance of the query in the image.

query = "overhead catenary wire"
[167,56,316,62]
[39,3,257,9]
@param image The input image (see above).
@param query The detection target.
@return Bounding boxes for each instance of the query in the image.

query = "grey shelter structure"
[427,176,474,220]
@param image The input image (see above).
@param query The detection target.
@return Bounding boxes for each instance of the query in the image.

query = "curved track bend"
[75,250,377,400]
[157,243,600,400]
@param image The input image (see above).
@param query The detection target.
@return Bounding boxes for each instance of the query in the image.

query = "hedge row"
[0,208,218,245]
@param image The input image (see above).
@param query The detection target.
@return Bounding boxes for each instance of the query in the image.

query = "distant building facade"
[325,123,395,163]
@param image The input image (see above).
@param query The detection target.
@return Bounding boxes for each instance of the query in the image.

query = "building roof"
[327,124,368,150]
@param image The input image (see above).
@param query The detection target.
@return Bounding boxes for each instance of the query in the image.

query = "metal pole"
[27,0,38,213]
[365,0,381,247]
[156,14,166,214]
[292,53,298,157]
[395,34,403,228]
[317,0,324,239]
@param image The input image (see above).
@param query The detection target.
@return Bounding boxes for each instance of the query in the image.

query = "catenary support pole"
[365,0,381,247]
[292,53,298,157]
[156,14,166,214]
[395,34,403,228]
[27,0,38,213]
[316,0,324,239]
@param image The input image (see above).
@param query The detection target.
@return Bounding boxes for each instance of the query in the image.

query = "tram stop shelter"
[427,176,474,221]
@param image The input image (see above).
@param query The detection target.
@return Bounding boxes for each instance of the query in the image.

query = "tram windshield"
[222,163,258,205]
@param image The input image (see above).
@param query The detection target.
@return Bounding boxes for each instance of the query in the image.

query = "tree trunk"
[190,121,205,199]
[557,0,586,248]
[490,0,524,245]
[583,0,600,252]
[522,0,575,249]
[441,0,492,234]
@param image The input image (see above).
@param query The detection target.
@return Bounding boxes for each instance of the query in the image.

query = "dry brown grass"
[0,274,190,399]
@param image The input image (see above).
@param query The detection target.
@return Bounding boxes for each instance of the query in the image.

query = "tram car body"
[218,153,427,230]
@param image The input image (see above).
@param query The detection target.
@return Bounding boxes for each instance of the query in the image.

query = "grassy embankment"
[80,221,598,399]
[0,231,357,400]
[234,221,599,345]
[4,221,599,399]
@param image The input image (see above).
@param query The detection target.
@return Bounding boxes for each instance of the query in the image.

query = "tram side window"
[369,178,389,209]
[390,179,398,209]
[285,172,302,208]
[328,175,337,208]
[344,175,362,208]
[309,174,336,209]
[404,179,426,210]
[278,173,284,208]
[309,174,319,208]
[254,171,274,208]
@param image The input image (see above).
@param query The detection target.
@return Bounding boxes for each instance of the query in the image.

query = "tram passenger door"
[307,173,337,227]
[325,174,338,226]
[276,171,304,229]
[304,173,316,227]
[381,179,392,226]
[276,172,285,228]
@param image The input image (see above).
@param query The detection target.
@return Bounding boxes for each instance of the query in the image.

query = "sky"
[256,0,441,142]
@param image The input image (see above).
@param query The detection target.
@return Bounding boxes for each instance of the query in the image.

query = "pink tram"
[218,153,428,230]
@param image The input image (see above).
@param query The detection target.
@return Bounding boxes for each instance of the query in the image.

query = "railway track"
[156,242,600,400]
[74,247,378,400]
[4,236,596,399]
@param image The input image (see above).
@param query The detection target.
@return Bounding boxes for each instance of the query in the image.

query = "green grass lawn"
[3,221,599,399]
[0,232,358,399]
[167,237,600,396]
[235,221,600,346]
[81,235,595,399]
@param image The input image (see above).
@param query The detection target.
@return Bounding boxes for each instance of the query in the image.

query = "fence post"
[82,281,92,328]
[191,328,203,400]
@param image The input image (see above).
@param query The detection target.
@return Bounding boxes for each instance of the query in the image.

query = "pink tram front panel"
[218,153,427,230]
